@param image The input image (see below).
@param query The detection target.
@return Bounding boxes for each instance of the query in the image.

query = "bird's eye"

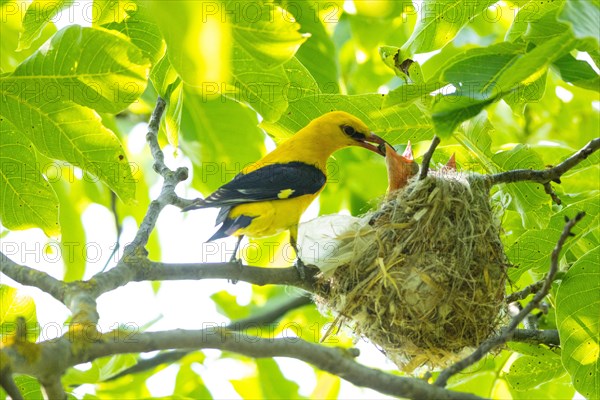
[342,125,356,136]
[342,125,362,139]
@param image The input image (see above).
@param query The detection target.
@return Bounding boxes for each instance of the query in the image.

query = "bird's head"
[307,111,387,156]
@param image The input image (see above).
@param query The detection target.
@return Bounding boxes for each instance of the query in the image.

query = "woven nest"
[314,170,508,371]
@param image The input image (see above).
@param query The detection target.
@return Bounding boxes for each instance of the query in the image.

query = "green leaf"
[492,144,550,229]
[0,375,43,400]
[18,0,69,51]
[506,196,600,281]
[506,0,565,43]
[283,0,339,93]
[558,0,600,48]
[62,354,137,386]
[556,246,600,400]
[0,285,37,341]
[432,33,576,135]
[10,25,149,113]
[180,89,265,195]
[506,345,566,391]
[553,54,600,92]
[174,353,213,398]
[0,122,60,236]
[402,0,497,54]
[101,1,165,64]
[232,3,306,68]
[260,94,434,145]
[231,359,300,399]
[229,42,290,121]
[150,0,230,86]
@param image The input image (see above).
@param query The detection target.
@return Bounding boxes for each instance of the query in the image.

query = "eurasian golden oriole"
[183,111,389,275]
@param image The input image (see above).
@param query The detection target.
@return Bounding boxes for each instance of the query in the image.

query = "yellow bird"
[183,111,387,275]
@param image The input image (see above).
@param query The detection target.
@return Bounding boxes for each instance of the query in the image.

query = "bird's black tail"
[181,198,208,212]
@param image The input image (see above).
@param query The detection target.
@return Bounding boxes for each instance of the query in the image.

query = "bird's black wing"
[195,162,326,209]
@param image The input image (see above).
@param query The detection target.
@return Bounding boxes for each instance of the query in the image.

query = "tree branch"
[80,329,483,400]
[0,362,23,400]
[505,280,545,303]
[435,211,585,387]
[0,252,66,303]
[510,329,560,347]
[419,135,441,180]
[488,138,600,203]
[104,294,314,382]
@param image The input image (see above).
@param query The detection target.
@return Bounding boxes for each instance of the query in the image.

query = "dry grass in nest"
[314,171,508,371]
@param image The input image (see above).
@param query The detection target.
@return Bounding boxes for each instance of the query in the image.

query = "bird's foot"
[294,258,306,280]
[228,257,243,284]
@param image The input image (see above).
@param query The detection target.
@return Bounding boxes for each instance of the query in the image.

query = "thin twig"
[488,138,600,203]
[104,295,314,382]
[419,136,441,180]
[505,280,545,303]
[510,329,560,347]
[146,97,169,177]
[435,211,585,387]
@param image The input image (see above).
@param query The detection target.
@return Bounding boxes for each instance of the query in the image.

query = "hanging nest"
[311,168,508,371]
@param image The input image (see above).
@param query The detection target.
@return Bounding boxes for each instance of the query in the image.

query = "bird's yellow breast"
[228,194,318,238]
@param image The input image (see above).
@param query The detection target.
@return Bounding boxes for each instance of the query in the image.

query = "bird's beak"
[355,133,388,156]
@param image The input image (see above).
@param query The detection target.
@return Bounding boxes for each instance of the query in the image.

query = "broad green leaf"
[229,42,290,121]
[558,0,600,48]
[282,0,339,93]
[402,0,497,54]
[382,81,442,108]
[62,354,137,385]
[0,285,37,341]
[162,80,183,149]
[174,353,212,398]
[553,53,600,92]
[457,115,551,229]
[231,358,300,399]
[180,88,265,195]
[506,196,599,281]
[506,0,565,43]
[18,0,69,51]
[556,246,600,400]
[283,57,321,100]
[506,345,566,391]
[151,0,231,86]
[9,25,150,113]
[150,51,180,98]
[92,0,129,26]
[492,144,550,229]
[0,122,60,236]
[1,1,57,73]
[0,86,136,201]
[260,94,434,145]
[432,33,576,135]
[101,1,165,64]
[232,3,307,68]
[0,375,43,400]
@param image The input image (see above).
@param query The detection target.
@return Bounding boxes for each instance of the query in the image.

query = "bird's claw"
[228,257,243,284]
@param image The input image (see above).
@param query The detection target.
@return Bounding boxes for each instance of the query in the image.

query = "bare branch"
[146,96,169,177]
[0,362,23,400]
[419,136,441,180]
[105,294,314,381]
[488,138,600,203]
[510,329,560,347]
[82,329,484,400]
[91,261,317,297]
[505,280,545,303]
[40,378,66,400]
[0,252,66,303]
[435,211,585,387]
